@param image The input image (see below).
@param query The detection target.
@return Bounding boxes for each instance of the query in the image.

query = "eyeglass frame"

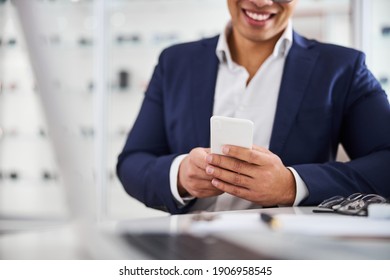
[315,193,363,212]
[336,194,388,216]
[313,193,389,216]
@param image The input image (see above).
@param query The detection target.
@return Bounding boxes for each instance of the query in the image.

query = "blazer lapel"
[190,37,220,147]
[269,33,319,155]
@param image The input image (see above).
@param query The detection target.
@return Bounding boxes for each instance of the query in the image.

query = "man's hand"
[178,147,224,198]
[205,145,296,206]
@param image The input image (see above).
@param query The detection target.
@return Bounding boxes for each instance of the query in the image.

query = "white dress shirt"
[170,21,308,211]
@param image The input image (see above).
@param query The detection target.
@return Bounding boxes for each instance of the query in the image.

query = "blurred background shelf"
[0,0,389,221]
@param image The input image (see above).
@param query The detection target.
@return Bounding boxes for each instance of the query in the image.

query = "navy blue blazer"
[117,32,390,214]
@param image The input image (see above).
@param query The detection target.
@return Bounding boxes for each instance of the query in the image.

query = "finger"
[206,154,257,177]
[189,148,210,170]
[221,145,271,165]
[206,165,252,188]
[183,161,213,181]
[211,178,251,200]
[187,179,224,198]
[196,165,214,180]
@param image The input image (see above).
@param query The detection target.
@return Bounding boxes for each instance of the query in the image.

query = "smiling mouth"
[244,10,275,22]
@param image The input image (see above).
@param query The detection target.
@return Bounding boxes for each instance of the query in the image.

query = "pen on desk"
[260,213,281,230]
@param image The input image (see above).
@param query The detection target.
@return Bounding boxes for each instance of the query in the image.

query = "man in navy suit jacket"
[117,0,390,214]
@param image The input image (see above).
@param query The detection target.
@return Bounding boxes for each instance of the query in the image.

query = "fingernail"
[212,179,219,187]
[206,155,212,163]
[206,166,214,174]
[222,146,229,154]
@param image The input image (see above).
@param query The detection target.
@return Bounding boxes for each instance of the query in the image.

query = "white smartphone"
[210,116,254,155]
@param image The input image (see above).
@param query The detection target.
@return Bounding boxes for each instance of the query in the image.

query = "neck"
[228,31,281,82]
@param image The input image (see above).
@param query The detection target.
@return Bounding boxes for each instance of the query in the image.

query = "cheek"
[274,13,291,31]
[227,0,237,18]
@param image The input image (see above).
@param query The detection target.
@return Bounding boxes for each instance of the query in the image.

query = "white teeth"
[245,11,271,21]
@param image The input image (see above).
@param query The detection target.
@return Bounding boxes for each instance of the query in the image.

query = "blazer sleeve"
[292,52,390,205]
[116,50,195,214]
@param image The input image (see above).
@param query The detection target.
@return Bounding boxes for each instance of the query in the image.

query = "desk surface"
[113,206,390,260]
[1,207,389,260]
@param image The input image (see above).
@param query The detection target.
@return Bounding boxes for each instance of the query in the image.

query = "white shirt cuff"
[287,167,309,206]
[169,154,194,206]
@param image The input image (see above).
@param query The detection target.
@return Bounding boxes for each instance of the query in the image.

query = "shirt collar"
[216,21,235,69]
[216,20,293,67]
[273,20,293,57]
